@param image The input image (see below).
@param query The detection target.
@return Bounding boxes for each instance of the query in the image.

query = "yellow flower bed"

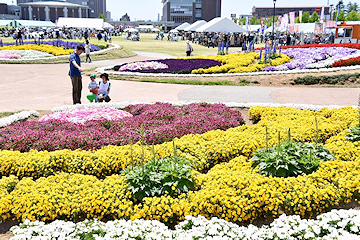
[0,107,357,178]
[0,44,74,56]
[1,156,360,223]
[188,52,290,74]
[1,106,360,223]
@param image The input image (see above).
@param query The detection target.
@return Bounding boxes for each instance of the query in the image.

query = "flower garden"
[111,43,360,75]
[1,101,360,239]
[0,40,109,59]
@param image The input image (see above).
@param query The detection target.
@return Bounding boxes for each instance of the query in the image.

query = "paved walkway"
[0,51,359,112]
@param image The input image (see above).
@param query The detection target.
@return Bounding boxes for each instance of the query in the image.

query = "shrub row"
[292,73,360,85]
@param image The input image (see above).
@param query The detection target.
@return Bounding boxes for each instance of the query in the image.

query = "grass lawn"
[111,33,265,57]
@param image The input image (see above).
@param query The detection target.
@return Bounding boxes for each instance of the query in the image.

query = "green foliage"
[252,134,334,178]
[302,12,311,23]
[311,12,319,22]
[123,155,195,202]
[98,13,106,22]
[345,126,360,142]
[292,73,360,85]
[346,10,360,21]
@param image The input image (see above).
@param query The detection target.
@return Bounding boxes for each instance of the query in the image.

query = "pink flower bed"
[39,107,133,124]
[0,53,21,59]
[0,103,245,152]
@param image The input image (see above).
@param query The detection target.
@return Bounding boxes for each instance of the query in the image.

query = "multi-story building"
[161,0,221,26]
[252,6,331,19]
[16,0,106,20]
[0,3,21,19]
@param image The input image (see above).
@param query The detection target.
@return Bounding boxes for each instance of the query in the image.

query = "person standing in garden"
[85,40,91,63]
[185,40,193,56]
[69,45,85,104]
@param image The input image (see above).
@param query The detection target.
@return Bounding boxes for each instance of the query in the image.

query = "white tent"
[296,23,316,34]
[136,25,153,29]
[151,28,160,32]
[196,17,247,33]
[56,17,103,29]
[16,20,55,27]
[170,29,178,33]
[184,20,207,32]
[0,20,12,27]
[249,25,262,32]
[125,28,138,33]
[103,22,114,29]
[175,22,190,31]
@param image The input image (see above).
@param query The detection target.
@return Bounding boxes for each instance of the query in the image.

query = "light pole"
[272,0,277,40]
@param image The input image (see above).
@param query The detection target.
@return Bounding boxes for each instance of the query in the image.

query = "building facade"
[0,3,21,19]
[161,0,221,26]
[18,1,88,22]
[252,6,331,19]
[17,0,106,19]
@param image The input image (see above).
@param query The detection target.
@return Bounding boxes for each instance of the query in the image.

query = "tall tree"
[98,13,106,22]
[346,10,360,20]
[302,12,310,23]
[346,2,359,13]
[310,12,319,22]
[336,0,345,11]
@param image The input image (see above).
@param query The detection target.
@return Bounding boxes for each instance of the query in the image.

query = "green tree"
[250,16,260,25]
[334,10,346,21]
[336,0,345,12]
[98,13,106,22]
[295,16,300,23]
[302,12,310,23]
[346,10,360,20]
[346,2,359,13]
[310,11,319,22]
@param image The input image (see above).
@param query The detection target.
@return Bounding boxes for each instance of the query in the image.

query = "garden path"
[0,51,359,112]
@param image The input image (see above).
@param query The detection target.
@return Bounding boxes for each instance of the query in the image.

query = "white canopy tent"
[248,25,262,32]
[125,28,138,33]
[56,17,103,29]
[103,22,114,29]
[196,17,247,33]
[151,28,160,32]
[170,29,178,33]
[17,20,55,27]
[296,23,316,34]
[184,20,207,32]
[136,25,154,30]
[0,20,12,27]
[175,22,190,31]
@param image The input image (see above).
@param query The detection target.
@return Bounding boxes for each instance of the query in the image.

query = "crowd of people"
[0,27,130,42]
[177,31,336,51]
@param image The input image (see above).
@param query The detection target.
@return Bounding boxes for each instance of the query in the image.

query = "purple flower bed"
[113,59,222,74]
[2,40,102,51]
[0,103,244,152]
[262,47,360,71]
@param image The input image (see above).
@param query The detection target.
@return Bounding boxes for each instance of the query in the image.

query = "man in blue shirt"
[69,45,85,104]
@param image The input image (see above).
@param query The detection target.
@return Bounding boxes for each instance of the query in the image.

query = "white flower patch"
[0,50,53,59]
[0,110,39,128]
[10,209,360,239]
[51,101,359,113]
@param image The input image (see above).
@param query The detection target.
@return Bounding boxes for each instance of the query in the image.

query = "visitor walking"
[185,40,193,56]
[85,40,91,63]
[69,45,85,104]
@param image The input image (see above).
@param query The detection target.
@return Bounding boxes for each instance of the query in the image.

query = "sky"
[0,0,352,21]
